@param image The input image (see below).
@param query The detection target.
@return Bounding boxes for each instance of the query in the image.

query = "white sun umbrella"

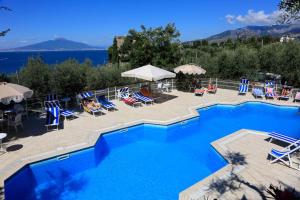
[0,82,33,105]
[174,64,206,75]
[121,64,176,81]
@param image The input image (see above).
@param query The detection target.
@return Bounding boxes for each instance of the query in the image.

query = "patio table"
[0,132,7,152]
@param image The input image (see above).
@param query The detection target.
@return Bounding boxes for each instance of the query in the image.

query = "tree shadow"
[224,151,247,166]
[0,186,3,200]
[207,151,267,200]
[37,169,88,200]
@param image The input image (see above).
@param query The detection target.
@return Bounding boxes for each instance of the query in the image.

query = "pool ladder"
[57,154,70,161]
[180,120,187,125]
[120,128,128,133]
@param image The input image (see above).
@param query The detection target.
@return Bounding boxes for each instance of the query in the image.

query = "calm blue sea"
[5,102,300,200]
[0,50,108,74]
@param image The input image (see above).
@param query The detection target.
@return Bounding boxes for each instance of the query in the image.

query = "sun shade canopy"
[121,64,176,81]
[0,82,33,105]
[174,64,206,75]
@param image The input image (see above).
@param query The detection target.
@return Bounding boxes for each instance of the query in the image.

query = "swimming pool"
[5,102,300,200]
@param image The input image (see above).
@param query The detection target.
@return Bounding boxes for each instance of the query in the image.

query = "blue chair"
[133,92,154,104]
[269,140,300,170]
[238,79,249,94]
[46,94,58,101]
[241,78,249,85]
[97,96,117,111]
[239,84,249,94]
[265,87,276,99]
[265,81,274,88]
[117,87,130,99]
[252,87,264,98]
[45,107,60,131]
[44,100,76,119]
[80,91,94,99]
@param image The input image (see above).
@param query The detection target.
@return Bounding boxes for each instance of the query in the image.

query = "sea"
[0,50,108,74]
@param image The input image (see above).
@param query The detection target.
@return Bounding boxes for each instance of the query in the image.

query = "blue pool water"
[5,102,300,200]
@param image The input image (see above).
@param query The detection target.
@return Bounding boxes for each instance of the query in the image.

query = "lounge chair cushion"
[253,88,264,96]
[270,149,289,157]
[123,97,137,105]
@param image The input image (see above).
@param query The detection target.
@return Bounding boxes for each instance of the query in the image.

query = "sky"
[0,0,281,49]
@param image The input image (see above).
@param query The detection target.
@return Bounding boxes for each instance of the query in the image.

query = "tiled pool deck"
[0,89,299,199]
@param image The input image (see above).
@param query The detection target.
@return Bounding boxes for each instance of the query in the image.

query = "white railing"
[25,78,300,110]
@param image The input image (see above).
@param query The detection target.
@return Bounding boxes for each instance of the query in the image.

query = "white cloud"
[225,14,235,24]
[19,40,28,43]
[226,9,283,25]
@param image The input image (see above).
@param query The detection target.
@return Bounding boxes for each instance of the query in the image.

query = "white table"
[0,133,7,152]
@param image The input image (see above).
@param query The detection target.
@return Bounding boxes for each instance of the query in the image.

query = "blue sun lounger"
[239,84,249,94]
[133,92,154,104]
[45,107,60,131]
[269,140,300,170]
[46,94,58,101]
[238,79,249,94]
[268,132,298,145]
[97,96,116,111]
[252,87,264,98]
[80,91,94,99]
[44,100,76,119]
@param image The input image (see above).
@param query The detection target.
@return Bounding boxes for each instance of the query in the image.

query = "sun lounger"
[268,132,299,145]
[265,81,274,88]
[207,84,217,94]
[265,87,276,99]
[239,84,249,94]
[252,87,264,98]
[293,92,300,102]
[46,94,58,101]
[44,100,76,119]
[81,100,102,116]
[80,91,94,99]
[122,96,141,107]
[96,95,116,111]
[268,140,300,170]
[133,92,154,104]
[277,88,290,100]
[117,87,130,99]
[195,88,205,96]
[45,107,60,131]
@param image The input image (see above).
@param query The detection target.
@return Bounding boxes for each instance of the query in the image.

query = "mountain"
[186,24,300,44]
[11,38,102,51]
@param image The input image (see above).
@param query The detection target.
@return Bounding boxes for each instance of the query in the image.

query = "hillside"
[186,24,300,44]
[12,38,101,51]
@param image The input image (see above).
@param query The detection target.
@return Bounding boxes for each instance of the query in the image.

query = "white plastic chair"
[8,113,23,132]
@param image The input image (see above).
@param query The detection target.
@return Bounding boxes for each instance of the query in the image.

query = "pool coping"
[1,99,299,198]
[178,129,268,200]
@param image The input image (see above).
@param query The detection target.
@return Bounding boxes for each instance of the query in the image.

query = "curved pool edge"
[2,100,299,198]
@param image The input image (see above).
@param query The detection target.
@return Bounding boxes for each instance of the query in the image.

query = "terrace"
[0,80,300,199]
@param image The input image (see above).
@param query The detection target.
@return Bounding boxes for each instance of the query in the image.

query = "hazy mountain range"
[186,24,300,44]
[9,38,104,51]
[3,24,300,51]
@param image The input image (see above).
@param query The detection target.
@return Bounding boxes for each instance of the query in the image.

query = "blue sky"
[0,0,280,49]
